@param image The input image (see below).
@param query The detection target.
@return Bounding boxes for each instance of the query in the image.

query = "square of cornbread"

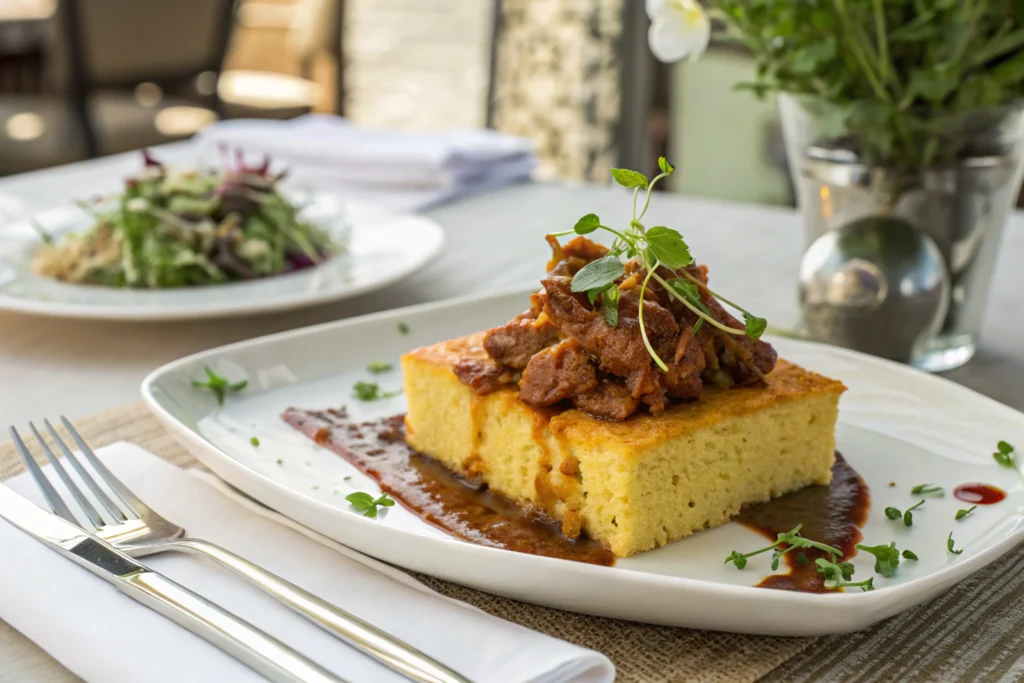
[401,332,846,558]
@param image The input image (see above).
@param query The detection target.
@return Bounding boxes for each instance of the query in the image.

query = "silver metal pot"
[780,94,1024,371]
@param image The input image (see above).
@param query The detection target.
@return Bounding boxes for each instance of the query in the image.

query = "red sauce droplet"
[953,483,1005,505]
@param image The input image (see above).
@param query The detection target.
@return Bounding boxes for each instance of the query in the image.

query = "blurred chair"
[59,0,236,156]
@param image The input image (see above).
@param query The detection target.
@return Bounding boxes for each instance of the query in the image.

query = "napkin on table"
[193,115,537,213]
[0,443,614,683]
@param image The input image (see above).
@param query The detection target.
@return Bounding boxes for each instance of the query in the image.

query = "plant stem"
[639,260,670,372]
[651,272,747,336]
[678,270,756,317]
[637,171,671,222]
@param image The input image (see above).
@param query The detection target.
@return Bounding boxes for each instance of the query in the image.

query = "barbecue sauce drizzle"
[284,409,871,591]
[283,408,616,566]
[735,454,869,592]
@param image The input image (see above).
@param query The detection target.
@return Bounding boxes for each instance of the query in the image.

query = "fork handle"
[163,538,470,683]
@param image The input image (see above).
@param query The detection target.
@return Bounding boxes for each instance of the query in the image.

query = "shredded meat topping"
[518,338,597,407]
[458,237,777,420]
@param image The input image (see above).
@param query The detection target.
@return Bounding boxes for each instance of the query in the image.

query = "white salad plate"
[0,196,444,321]
[142,290,1024,636]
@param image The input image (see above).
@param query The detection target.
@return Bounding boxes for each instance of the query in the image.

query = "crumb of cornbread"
[401,332,846,558]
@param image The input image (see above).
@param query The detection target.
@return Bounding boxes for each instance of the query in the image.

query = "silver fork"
[11,418,469,683]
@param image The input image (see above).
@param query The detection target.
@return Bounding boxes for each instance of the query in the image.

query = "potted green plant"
[648,0,1024,370]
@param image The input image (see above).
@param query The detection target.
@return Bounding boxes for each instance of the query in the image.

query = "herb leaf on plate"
[192,365,247,405]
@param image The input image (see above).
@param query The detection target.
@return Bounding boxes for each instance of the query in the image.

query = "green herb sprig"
[192,366,247,405]
[856,542,901,578]
[352,381,401,402]
[816,558,874,591]
[910,484,943,496]
[366,361,393,374]
[947,532,964,555]
[886,499,925,527]
[549,159,765,372]
[955,505,978,521]
[725,524,842,570]
[994,440,1016,467]
[345,491,395,518]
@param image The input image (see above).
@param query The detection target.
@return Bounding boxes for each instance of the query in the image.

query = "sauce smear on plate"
[735,454,870,593]
[282,408,616,566]
[953,483,1006,505]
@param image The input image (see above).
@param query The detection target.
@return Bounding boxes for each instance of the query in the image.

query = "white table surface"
[1,146,1023,429]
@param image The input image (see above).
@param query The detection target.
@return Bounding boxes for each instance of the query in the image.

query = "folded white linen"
[0,443,614,683]
[193,116,537,212]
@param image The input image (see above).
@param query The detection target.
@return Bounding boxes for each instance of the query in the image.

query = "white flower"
[646,0,711,63]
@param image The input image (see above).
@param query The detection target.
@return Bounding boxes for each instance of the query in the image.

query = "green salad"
[32,150,339,288]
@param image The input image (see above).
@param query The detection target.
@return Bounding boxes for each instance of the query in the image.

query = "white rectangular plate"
[142,290,1024,636]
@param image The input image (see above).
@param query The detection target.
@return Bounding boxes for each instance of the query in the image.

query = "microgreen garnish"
[192,366,247,405]
[724,524,842,570]
[855,542,901,578]
[815,558,874,591]
[366,361,393,374]
[884,507,902,520]
[903,500,925,527]
[551,158,765,371]
[955,505,978,521]
[275,457,283,464]
[397,322,410,335]
[947,532,963,555]
[994,440,1016,467]
[343,475,352,481]
[910,484,943,496]
[902,549,918,561]
[345,491,395,518]
[250,437,260,447]
[352,381,401,402]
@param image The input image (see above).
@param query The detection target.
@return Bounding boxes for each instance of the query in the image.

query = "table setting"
[4,2,1024,678]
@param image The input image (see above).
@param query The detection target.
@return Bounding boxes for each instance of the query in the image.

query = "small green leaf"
[646,226,694,269]
[955,505,977,521]
[610,168,648,189]
[397,322,410,335]
[993,450,1015,467]
[570,255,625,293]
[352,381,401,402]
[366,360,393,374]
[997,440,1014,454]
[250,436,260,447]
[947,532,963,555]
[910,484,944,496]
[658,157,675,174]
[902,549,919,561]
[743,313,767,339]
[884,507,902,520]
[725,550,748,569]
[856,542,901,578]
[573,213,601,235]
[600,284,620,327]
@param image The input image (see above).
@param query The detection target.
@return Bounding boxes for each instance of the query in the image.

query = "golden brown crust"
[403,335,846,454]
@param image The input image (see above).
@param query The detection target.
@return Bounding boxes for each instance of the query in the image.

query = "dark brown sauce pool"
[283,409,871,591]
[282,408,616,566]
[735,454,870,593]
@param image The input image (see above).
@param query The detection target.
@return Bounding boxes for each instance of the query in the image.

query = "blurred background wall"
[0,0,897,208]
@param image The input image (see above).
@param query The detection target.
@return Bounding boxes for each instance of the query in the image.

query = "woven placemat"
[2,403,1023,683]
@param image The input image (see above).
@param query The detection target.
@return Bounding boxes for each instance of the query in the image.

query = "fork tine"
[9,426,78,524]
[60,416,142,519]
[44,419,126,523]
[29,422,106,529]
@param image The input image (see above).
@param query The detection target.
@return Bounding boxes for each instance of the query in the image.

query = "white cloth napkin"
[0,443,614,683]
[193,115,537,212]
